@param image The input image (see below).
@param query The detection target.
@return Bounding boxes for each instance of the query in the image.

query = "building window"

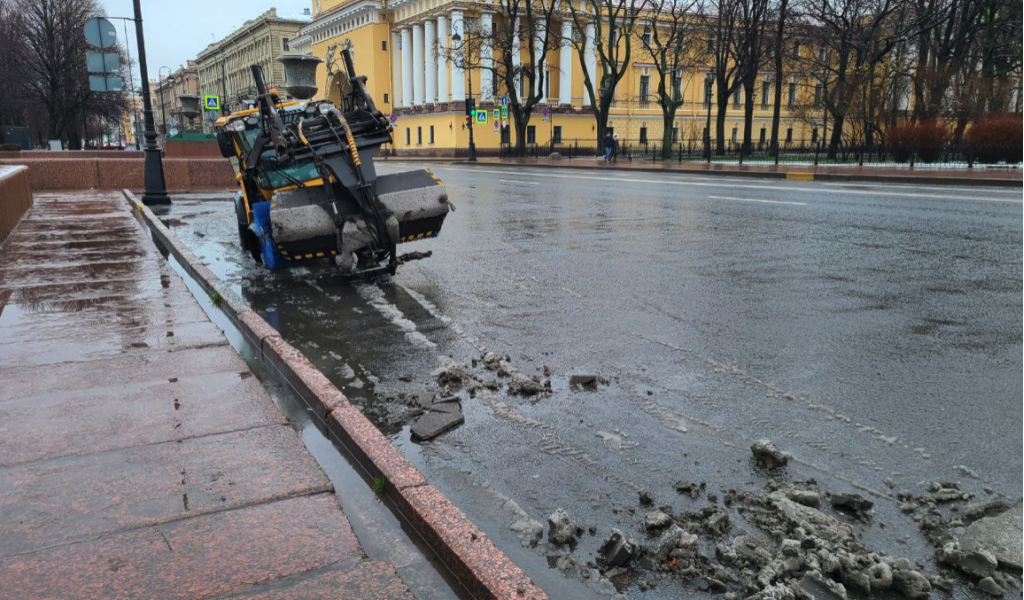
[382,40,388,51]
[761,79,770,107]
[640,126,648,143]
[527,125,536,143]
[405,128,410,145]
[818,47,826,62]
[282,38,290,51]
[706,35,714,53]
[417,126,422,145]
[759,128,766,144]
[552,126,562,143]
[383,93,389,104]
[672,126,679,142]
[731,126,738,143]
[791,42,800,59]
[639,75,650,105]
[704,78,713,107]
[641,26,651,46]
[786,127,793,143]
[814,82,823,106]
[600,74,614,99]
[811,128,818,143]
[788,82,796,106]
[429,125,435,144]
[733,87,742,107]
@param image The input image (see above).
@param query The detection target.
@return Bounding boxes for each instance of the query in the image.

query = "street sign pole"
[132,0,169,205]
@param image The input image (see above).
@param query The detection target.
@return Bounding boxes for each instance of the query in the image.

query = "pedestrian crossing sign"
[203,95,220,111]
[476,111,487,124]
[492,109,500,120]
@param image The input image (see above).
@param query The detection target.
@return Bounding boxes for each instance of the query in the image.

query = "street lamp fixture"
[451,28,477,162]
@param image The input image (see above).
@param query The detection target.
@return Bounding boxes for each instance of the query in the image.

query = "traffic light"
[464,98,476,117]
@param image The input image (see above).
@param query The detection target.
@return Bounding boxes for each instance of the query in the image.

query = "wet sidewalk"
[0,192,414,599]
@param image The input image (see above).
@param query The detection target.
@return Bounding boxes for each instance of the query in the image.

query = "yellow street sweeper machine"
[216,48,451,277]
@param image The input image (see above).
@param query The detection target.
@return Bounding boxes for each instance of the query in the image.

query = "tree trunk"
[768,0,788,157]
[827,113,844,159]
[741,78,755,154]
[660,106,677,159]
[715,89,729,155]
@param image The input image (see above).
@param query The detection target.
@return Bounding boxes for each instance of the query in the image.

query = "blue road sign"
[389,114,398,123]
[501,96,509,106]
[203,95,220,111]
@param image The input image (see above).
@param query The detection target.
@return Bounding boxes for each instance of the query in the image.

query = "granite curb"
[121,189,549,600]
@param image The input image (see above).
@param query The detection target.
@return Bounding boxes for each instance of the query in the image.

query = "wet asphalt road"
[164,165,1022,600]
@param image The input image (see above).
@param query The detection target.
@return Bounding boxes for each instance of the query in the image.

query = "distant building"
[196,7,313,125]
[152,61,200,135]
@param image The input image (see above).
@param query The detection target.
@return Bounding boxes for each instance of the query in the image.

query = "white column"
[412,23,425,106]
[400,27,413,108]
[437,14,449,103]
[512,17,522,100]
[451,10,465,102]
[583,22,596,107]
[534,19,547,103]
[559,19,572,106]
[424,20,437,104]
[391,31,403,108]
[480,13,493,102]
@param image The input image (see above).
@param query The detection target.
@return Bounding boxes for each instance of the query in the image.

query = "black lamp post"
[451,27,477,162]
[158,66,172,136]
[133,0,169,205]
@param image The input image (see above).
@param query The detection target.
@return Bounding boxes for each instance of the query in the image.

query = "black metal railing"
[497,136,1022,169]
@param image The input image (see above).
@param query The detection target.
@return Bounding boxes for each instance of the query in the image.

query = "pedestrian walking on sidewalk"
[611,134,619,162]
[603,132,614,162]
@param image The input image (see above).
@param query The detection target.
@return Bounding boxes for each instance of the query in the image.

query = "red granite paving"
[0,369,282,467]
[0,345,246,403]
[0,193,416,599]
[226,560,416,600]
[0,494,363,600]
[0,425,332,555]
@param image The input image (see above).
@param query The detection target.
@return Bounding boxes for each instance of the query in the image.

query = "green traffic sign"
[203,95,220,111]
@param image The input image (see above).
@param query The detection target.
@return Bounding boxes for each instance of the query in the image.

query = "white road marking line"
[708,195,807,206]
[438,167,1024,203]
[499,179,540,185]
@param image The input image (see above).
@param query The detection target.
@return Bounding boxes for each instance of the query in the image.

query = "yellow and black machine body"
[216,48,451,276]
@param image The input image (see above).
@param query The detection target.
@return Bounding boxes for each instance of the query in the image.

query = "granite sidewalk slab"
[0,192,415,599]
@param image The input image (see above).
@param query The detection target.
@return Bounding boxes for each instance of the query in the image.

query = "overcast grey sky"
[98,1,311,86]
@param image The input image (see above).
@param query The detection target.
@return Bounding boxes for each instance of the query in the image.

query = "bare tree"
[767,0,793,155]
[798,0,912,158]
[5,0,129,147]
[567,0,645,149]
[910,0,985,120]
[443,0,560,156]
[733,0,772,153]
[638,0,707,158]
[698,0,744,153]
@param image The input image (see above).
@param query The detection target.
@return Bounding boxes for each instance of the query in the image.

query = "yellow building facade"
[291,0,822,156]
